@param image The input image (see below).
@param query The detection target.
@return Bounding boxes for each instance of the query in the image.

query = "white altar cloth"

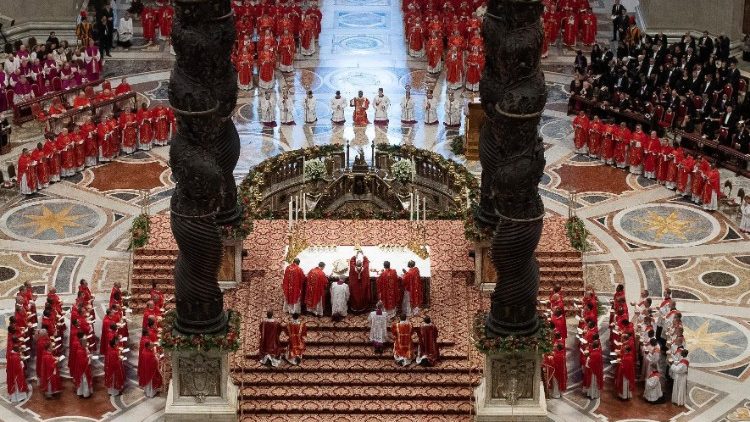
[287,245,431,277]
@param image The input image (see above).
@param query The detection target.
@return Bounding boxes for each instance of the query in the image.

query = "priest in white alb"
[669,349,689,406]
[330,276,350,321]
[303,90,317,124]
[373,88,390,125]
[279,91,295,125]
[260,91,277,127]
[400,88,416,124]
[423,92,438,125]
[330,90,346,124]
[368,302,389,354]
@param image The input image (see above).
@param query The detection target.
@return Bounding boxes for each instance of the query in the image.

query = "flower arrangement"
[565,216,590,252]
[129,214,150,250]
[472,311,552,355]
[450,135,466,156]
[391,159,414,183]
[160,309,241,352]
[304,158,327,181]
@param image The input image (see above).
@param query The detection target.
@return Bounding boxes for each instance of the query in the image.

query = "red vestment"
[667,148,684,184]
[237,52,254,86]
[119,113,138,150]
[572,114,590,150]
[561,13,577,46]
[677,155,694,192]
[72,344,92,390]
[115,82,131,95]
[39,350,62,394]
[109,286,122,309]
[691,160,707,197]
[644,136,661,174]
[348,257,372,313]
[36,336,51,378]
[16,153,37,191]
[104,346,125,390]
[304,267,328,311]
[6,350,28,396]
[408,25,424,54]
[31,148,49,186]
[285,321,307,360]
[278,35,295,68]
[426,36,443,70]
[282,263,305,307]
[445,50,463,85]
[580,12,597,45]
[465,51,484,87]
[602,124,616,161]
[300,18,315,50]
[657,145,673,182]
[142,8,158,41]
[376,269,401,311]
[138,345,163,389]
[551,313,567,338]
[629,132,646,166]
[416,324,439,365]
[588,120,603,156]
[583,347,603,389]
[702,169,720,205]
[543,10,560,44]
[158,6,174,38]
[615,352,636,396]
[403,267,423,309]
[351,97,370,126]
[552,347,567,390]
[43,140,60,178]
[258,319,282,357]
[391,321,413,359]
[258,50,275,85]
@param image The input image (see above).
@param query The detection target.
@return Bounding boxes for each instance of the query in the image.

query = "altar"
[285,244,432,312]
[289,245,431,277]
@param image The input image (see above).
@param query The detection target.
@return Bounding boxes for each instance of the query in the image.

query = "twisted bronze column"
[168,0,239,334]
[476,0,547,337]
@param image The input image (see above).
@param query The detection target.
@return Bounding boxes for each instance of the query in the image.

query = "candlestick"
[302,155,306,183]
[409,192,414,221]
[302,190,307,221]
[423,196,426,223]
[465,187,470,210]
[295,194,299,221]
[411,158,415,182]
[288,198,293,230]
[415,194,420,222]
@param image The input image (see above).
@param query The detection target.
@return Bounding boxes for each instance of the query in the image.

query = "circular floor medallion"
[1,199,106,243]
[0,266,18,282]
[612,203,720,248]
[700,271,740,288]
[682,314,750,367]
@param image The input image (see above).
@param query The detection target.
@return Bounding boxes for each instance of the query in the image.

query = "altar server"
[368,302,389,354]
[330,276,350,321]
[303,91,317,124]
[669,349,689,406]
[392,314,413,366]
[138,341,163,397]
[258,311,283,367]
[415,316,439,366]
[284,313,307,365]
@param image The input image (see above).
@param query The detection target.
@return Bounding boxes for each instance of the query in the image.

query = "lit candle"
[288,198,293,230]
[415,194,420,222]
[302,155,306,183]
[409,192,414,221]
[302,190,307,221]
[465,187,470,209]
[411,158,415,182]
[295,194,299,221]
[423,196,426,223]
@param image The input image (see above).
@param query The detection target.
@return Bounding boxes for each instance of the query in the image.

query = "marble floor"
[1,0,750,420]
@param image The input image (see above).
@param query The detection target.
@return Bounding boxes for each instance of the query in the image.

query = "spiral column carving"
[477,0,547,337]
[168,0,240,334]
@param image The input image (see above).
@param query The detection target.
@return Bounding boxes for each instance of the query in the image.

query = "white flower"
[391,159,414,183]
[304,158,326,181]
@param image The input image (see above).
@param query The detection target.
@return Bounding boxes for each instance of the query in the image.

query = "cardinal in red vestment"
[305,262,328,316]
[259,311,283,367]
[445,46,463,90]
[278,31,296,73]
[601,123,616,165]
[666,147,684,190]
[629,127,647,174]
[691,157,710,203]
[158,4,174,39]
[6,347,29,403]
[119,109,139,154]
[348,253,372,313]
[72,334,93,397]
[392,315,414,366]
[142,7,158,43]
[615,124,632,168]
[351,92,370,126]
[572,111,590,154]
[376,261,401,316]
[283,258,305,314]
[643,131,661,179]
[16,148,37,195]
[236,47,254,90]
[615,345,636,399]
[284,313,307,365]
[31,143,49,189]
[105,337,125,395]
[39,343,62,398]
[561,10,577,47]
[138,341,163,397]
[583,340,603,399]
[137,104,154,151]
[402,261,422,316]
[543,5,560,45]
[676,153,694,196]
[426,32,443,74]
[587,116,603,158]
[415,316,439,366]
[580,8,597,46]
[702,166,720,211]
[656,140,673,184]
[464,46,484,92]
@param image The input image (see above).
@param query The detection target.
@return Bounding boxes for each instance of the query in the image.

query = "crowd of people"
[16,79,175,196]
[230,0,322,90]
[572,113,722,211]
[543,285,690,406]
[542,0,598,54]
[257,251,438,367]
[5,280,166,402]
[402,0,486,92]
[568,24,748,162]
[1,34,106,112]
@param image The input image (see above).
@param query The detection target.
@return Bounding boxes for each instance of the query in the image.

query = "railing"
[12,78,104,125]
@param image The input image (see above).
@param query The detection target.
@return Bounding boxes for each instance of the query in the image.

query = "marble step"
[239,414,473,422]
[233,357,474,373]
[243,346,466,360]
[238,384,476,401]
[238,398,475,416]
[232,370,480,387]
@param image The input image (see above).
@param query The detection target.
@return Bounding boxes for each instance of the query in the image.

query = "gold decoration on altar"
[285,223,309,263]
[407,222,429,260]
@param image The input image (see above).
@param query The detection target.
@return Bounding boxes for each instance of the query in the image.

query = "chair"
[102,80,112,91]
[711,91,719,105]
[692,95,703,110]
[739,78,747,93]
[654,104,664,122]
[84,86,95,98]
[31,84,40,97]
[723,83,733,98]
[52,77,62,91]
[659,108,674,128]
[676,104,687,122]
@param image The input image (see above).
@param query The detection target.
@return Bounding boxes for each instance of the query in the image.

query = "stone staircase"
[231,317,481,421]
[128,247,178,314]
[536,249,585,315]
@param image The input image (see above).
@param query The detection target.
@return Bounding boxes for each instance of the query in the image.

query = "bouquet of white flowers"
[304,158,326,181]
[391,159,414,183]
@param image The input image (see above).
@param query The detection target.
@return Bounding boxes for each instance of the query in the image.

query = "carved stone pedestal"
[474,352,547,422]
[164,349,238,422]
[218,239,243,289]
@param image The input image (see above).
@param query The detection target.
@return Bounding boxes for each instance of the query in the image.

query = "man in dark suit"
[698,31,714,62]
[611,0,626,41]
[721,105,739,137]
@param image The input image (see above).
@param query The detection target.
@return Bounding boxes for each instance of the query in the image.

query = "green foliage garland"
[472,311,552,355]
[450,135,466,156]
[129,214,150,250]
[160,309,241,352]
[565,216,590,252]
